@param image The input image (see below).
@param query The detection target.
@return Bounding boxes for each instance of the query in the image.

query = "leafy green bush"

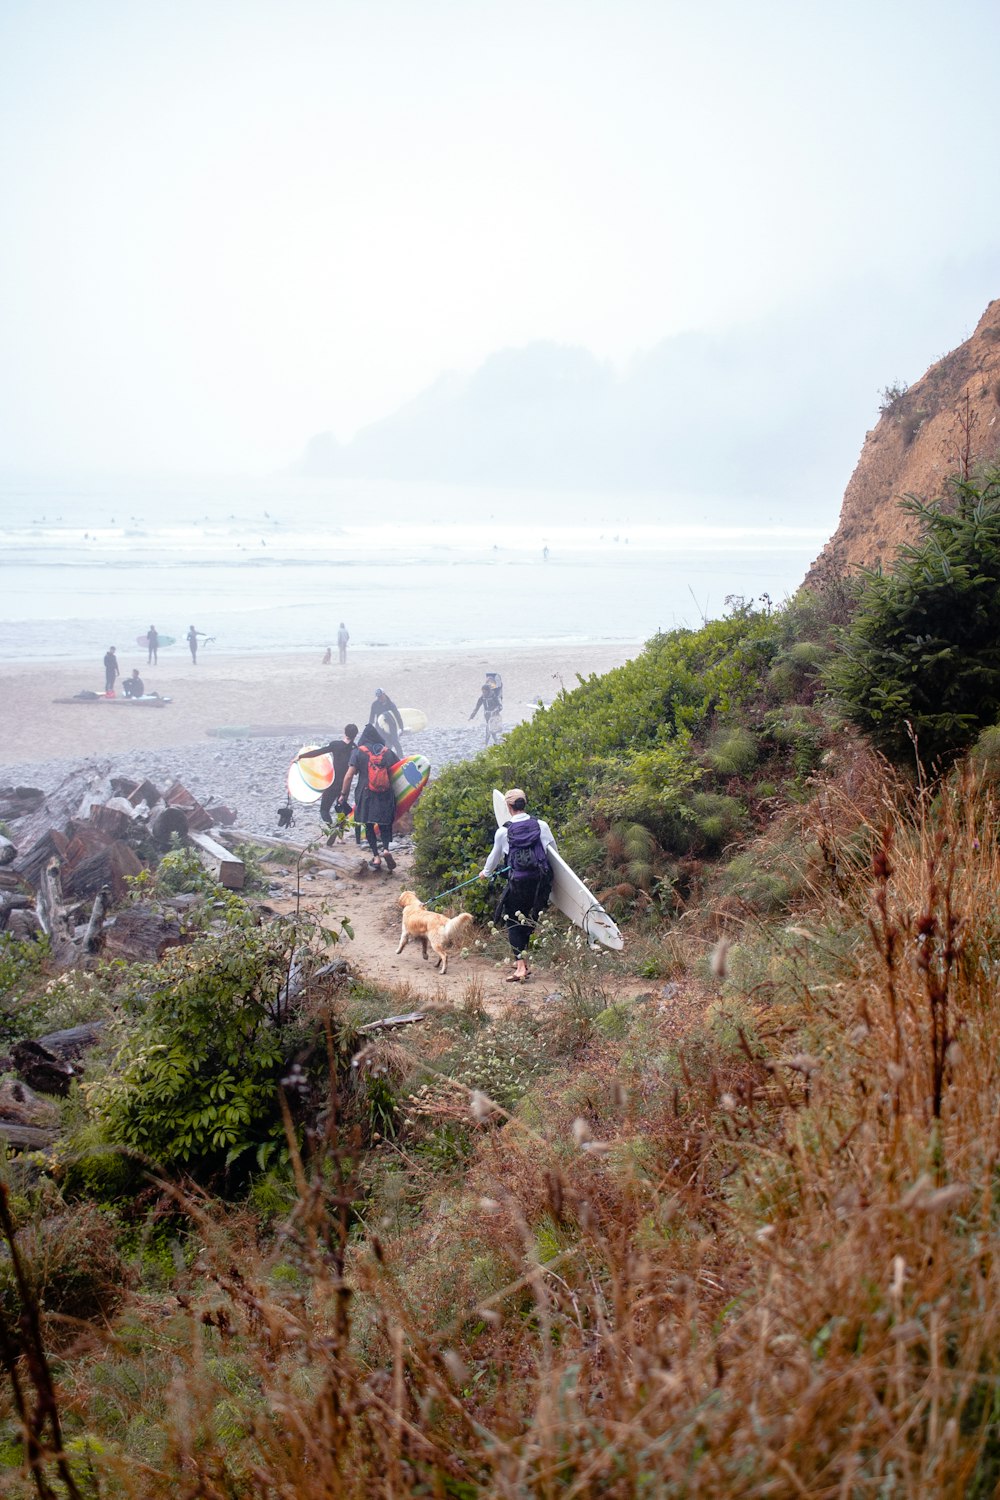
[830,473,1000,766]
[87,916,341,1178]
[704,726,759,777]
[414,609,783,902]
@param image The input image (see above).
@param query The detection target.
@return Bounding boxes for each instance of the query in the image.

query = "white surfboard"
[492,789,624,951]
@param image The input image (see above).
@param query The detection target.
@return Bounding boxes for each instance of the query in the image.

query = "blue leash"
[425,867,508,907]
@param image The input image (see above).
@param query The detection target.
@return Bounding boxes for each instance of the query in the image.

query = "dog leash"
[424,867,508,907]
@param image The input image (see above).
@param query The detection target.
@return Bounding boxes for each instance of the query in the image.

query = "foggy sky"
[1,0,999,480]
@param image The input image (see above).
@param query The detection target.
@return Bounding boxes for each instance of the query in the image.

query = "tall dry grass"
[7,766,1000,1496]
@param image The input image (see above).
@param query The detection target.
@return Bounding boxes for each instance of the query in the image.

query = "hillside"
[807,298,1000,583]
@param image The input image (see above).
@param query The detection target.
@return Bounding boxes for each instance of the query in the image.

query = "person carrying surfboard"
[295,723,358,826]
[480,787,556,982]
[469,672,504,745]
[341,723,397,871]
[369,689,403,758]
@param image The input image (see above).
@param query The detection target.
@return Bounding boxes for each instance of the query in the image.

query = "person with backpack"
[340,723,397,870]
[480,787,556,982]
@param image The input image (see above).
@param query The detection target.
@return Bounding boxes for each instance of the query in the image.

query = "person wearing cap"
[480,788,557,982]
[368,688,403,757]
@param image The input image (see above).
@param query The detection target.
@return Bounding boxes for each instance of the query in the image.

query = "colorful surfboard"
[287,748,431,812]
[287,747,332,805]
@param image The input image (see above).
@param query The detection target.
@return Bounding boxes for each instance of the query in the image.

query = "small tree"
[830,472,1000,767]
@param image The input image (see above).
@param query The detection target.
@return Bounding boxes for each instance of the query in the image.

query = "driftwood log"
[63,840,142,902]
[102,904,186,962]
[11,1040,75,1097]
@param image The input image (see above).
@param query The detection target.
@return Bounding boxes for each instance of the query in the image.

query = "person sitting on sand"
[322,646,332,665]
[480,787,556,983]
[123,668,145,698]
[103,646,120,693]
[295,723,358,826]
[341,723,397,870]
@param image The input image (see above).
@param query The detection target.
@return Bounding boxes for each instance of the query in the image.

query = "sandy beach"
[0,643,639,767]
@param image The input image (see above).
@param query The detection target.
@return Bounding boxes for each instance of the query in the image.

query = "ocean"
[0,474,830,662]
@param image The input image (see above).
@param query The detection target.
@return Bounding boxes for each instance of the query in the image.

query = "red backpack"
[363,746,392,793]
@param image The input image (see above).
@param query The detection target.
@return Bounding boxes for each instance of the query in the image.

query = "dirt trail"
[261,839,653,1018]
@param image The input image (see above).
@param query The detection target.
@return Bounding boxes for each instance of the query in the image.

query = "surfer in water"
[480,788,556,983]
[295,723,358,827]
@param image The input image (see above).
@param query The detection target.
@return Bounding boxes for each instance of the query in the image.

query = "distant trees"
[831,472,1000,766]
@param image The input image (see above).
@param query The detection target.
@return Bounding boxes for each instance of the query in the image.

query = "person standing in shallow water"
[187,625,202,664]
[103,646,119,693]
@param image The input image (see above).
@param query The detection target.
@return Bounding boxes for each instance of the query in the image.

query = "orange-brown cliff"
[807,299,1000,585]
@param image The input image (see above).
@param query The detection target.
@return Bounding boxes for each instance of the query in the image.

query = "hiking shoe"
[383,851,396,871]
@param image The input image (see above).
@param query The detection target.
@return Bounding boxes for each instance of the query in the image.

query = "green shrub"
[830,472,1000,766]
[87,916,343,1179]
[704,726,759,777]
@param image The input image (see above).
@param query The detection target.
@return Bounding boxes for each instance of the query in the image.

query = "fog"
[2,0,999,502]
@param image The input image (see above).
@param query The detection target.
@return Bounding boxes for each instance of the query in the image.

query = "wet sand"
[0,644,639,766]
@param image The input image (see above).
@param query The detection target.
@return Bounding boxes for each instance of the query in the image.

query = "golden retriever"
[396,891,474,975]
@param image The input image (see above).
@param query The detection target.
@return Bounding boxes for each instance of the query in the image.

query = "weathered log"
[102,904,185,962]
[216,828,350,871]
[126,779,164,809]
[13,828,70,887]
[0,833,17,866]
[36,859,71,943]
[202,800,238,827]
[0,892,31,932]
[357,1012,426,1034]
[165,783,214,831]
[0,1077,60,1128]
[63,840,142,903]
[34,1022,105,1061]
[11,1040,75,1097]
[151,806,190,848]
[87,803,136,840]
[0,786,45,821]
[190,831,245,890]
[6,909,42,940]
[83,888,110,952]
[0,1122,57,1150]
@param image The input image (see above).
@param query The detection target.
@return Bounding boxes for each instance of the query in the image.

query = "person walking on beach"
[369,688,403,758]
[469,671,504,745]
[337,622,350,665]
[480,787,556,983]
[295,723,358,826]
[341,723,397,870]
[187,624,203,664]
[147,625,159,665]
[103,646,120,694]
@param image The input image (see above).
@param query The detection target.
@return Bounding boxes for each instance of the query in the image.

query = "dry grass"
[6,764,1000,1495]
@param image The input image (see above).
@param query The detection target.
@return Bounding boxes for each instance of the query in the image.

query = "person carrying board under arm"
[480,787,556,983]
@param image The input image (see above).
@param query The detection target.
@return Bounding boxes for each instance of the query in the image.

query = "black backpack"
[506,817,549,881]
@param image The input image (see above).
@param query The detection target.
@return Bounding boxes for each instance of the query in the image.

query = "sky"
[1,0,1000,477]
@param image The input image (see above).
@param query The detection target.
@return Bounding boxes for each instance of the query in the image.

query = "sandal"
[383,851,396,871]
[368,858,382,870]
[504,969,531,984]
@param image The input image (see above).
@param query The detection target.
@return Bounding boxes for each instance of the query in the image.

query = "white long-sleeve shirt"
[481,811,557,878]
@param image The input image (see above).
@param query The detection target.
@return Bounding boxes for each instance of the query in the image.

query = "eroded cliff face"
[807,300,1000,585]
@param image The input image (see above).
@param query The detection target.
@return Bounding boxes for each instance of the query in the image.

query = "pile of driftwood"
[0,772,239,967]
